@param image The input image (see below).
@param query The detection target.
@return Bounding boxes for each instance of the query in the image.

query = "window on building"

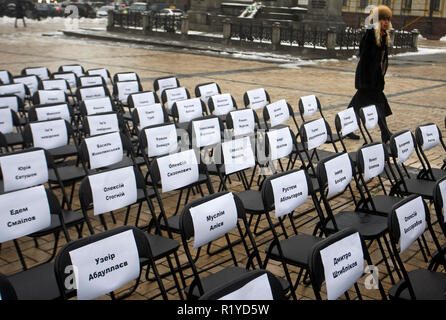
[432,0,440,11]
[401,0,412,11]
[359,0,368,9]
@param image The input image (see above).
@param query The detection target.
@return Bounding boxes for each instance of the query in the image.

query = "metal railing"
[112,11,181,33]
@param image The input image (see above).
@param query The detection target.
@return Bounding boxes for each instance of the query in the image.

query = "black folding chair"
[21,66,51,81]
[153,75,180,98]
[58,64,85,78]
[13,75,39,100]
[171,97,207,131]
[113,71,140,84]
[263,99,300,132]
[32,90,68,106]
[430,176,446,271]
[0,107,24,151]
[194,82,221,106]
[0,274,17,300]
[87,68,112,85]
[243,87,271,111]
[76,85,111,102]
[161,86,190,116]
[388,195,446,300]
[0,70,13,85]
[207,93,238,123]
[77,75,107,88]
[308,228,387,300]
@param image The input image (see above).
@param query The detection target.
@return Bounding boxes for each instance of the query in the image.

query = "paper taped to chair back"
[361,144,385,180]
[87,113,119,136]
[219,273,274,300]
[145,124,178,158]
[395,196,426,253]
[211,93,234,116]
[84,97,113,115]
[166,87,188,111]
[30,119,68,149]
[0,96,19,112]
[304,118,327,151]
[394,131,414,164]
[176,98,202,123]
[439,180,446,223]
[301,95,318,117]
[419,124,440,151]
[267,127,293,161]
[36,104,70,122]
[132,92,157,108]
[25,67,49,80]
[230,109,255,136]
[157,77,178,95]
[0,107,13,134]
[192,117,221,148]
[198,83,219,104]
[117,81,140,101]
[136,104,164,128]
[247,88,268,110]
[85,132,123,170]
[337,108,358,137]
[222,136,255,174]
[267,99,290,128]
[0,83,25,101]
[325,153,352,197]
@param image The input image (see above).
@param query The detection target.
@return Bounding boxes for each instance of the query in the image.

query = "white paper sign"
[61,65,83,77]
[0,84,26,101]
[176,98,203,123]
[438,180,446,223]
[30,119,68,149]
[301,95,318,117]
[37,90,66,104]
[394,131,414,164]
[88,166,137,216]
[14,76,38,95]
[80,76,103,87]
[85,132,123,170]
[116,73,138,82]
[337,108,359,137]
[320,232,364,300]
[0,149,49,192]
[230,109,255,136]
[83,97,113,115]
[0,108,13,134]
[361,144,385,180]
[42,79,68,91]
[218,273,274,300]
[222,136,256,175]
[131,92,157,108]
[395,196,426,253]
[192,117,221,148]
[198,83,219,104]
[53,73,77,89]
[271,170,309,218]
[325,153,352,197]
[0,96,19,112]
[246,88,268,110]
[190,192,238,249]
[87,69,111,84]
[0,185,51,243]
[361,105,378,130]
[25,67,49,80]
[79,86,107,101]
[419,124,439,151]
[36,104,70,122]
[267,99,290,127]
[87,113,119,136]
[165,87,188,111]
[0,71,10,84]
[157,149,199,193]
[69,229,140,300]
[157,77,178,95]
[211,93,234,116]
[267,127,293,161]
[116,81,140,101]
[145,124,178,158]
[136,104,164,128]
[304,118,327,150]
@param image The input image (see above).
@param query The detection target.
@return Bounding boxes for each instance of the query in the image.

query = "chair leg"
[382,235,402,280]
[376,237,395,285]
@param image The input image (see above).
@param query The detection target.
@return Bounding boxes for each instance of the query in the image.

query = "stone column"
[142,14,149,34]
[411,29,420,50]
[107,10,114,31]
[326,26,337,50]
[181,15,189,40]
[271,22,281,51]
[222,18,232,45]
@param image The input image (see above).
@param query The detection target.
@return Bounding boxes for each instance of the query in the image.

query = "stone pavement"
[0,17,445,300]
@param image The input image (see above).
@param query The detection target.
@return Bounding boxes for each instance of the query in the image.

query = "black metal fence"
[280,27,328,49]
[112,11,182,33]
[230,23,272,43]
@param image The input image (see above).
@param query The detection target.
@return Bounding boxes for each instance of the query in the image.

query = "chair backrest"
[225,108,260,138]
[389,130,416,167]
[299,118,330,152]
[127,90,160,109]
[23,119,72,150]
[161,86,190,111]
[358,105,379,143]
[195,82,221,105]
[113,80,142,102]
[13,75,40,96]
[79,131,133,170]
[51,71,78,90]
[199,269,286,300]
[171,98,206,124]
[179,191,262,297]
[356,142,387,181]
[32,89,68,105]
[263,99,294,129]
[113,72,140,84]
[220,135,256,176]
[0,70,12,85]
[86,68,112,85]
[40,79,70,93]
[0,94,23,113]
[80,96,115,116]
[0,83,28,102]
[22,66,51,81]
[308,228,384,300]
[243,88,270,110]
[54,225,150,300]
[77,75,107,88]
[28,103,72,123]
[139,122,182,160]
[0,107,19,135]
[264,126,295,163]
[0,148,50,193]
[316,152,354,199]
[433,176,446,238]
[208,93,237,116]
[298,94,321,121]
[58,64,85,77]
[76,85,110,102]
[0,274,17,300]
[188,115,223,149]
[131,103,168,131]
[335,107,363,152]
[153,76,180,96]
[414,123,445,179]
[82,112,122,137]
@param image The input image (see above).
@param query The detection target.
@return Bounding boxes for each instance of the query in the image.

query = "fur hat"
[378,5,392,20]
[370,5,392,47]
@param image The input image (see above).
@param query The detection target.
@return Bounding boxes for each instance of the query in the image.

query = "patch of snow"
[390,47,446,57]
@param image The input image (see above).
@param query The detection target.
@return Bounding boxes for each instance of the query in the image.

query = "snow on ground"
[390,47,446,57]
[441,35,446,42]
[0,16,107,25]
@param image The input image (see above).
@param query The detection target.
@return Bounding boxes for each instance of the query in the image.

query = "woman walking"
[348,5,393,142]
[14,0,27,28]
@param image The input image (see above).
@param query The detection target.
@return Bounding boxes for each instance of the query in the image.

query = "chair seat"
[184,266,289,299]
[48,144,78,159]
[327,133,340,143]
[403,179,437,199]
[30,210,84,237]
[4,132,23,146]
[388,269,446,300]
[7,263,61,300]
[269,234,323,268]
[144,233,180,261]
[160,215,181,234]
[237,190,264,214]
[325,211,388,239]
[430,168,446,181]
[137,187,156,200]
[348,151,357,164]
[49,166,86,183]
[367,195,404,216]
